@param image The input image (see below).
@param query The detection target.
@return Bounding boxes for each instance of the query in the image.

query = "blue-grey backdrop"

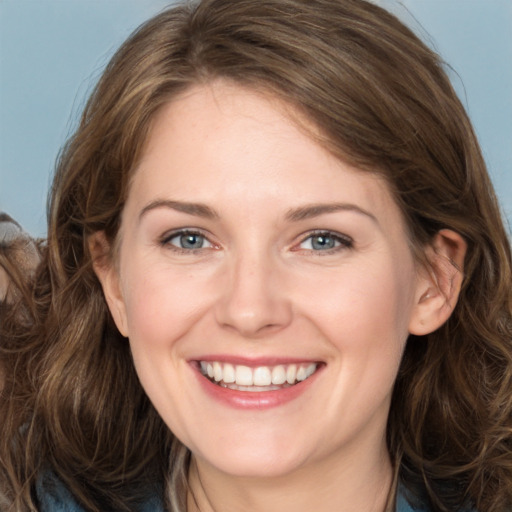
[1,0,511,237]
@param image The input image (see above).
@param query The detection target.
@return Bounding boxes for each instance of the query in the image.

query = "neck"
[186,439,394,512]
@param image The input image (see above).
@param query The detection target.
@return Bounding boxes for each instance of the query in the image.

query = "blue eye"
[299,232,352,251]
[164,231,213,250]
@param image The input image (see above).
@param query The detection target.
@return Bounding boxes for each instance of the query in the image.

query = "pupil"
[181,234,203,249]
[312,235,334,250]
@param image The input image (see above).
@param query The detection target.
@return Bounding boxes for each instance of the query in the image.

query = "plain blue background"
[1,0,511,237]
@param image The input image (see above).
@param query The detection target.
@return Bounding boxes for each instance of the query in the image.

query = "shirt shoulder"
[35,471,85,512]
[396,482,478,512]
[35,470,164,512]
[396,484,427,511]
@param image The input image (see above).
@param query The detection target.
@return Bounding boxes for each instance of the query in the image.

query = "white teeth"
[305,363,316,378]
[296,366,307,381]
[223,363,235,383]
[199,361,318,389]
[286,364,297,384]
[235,365,253,386]
[271,365,286,385]
[213,362,223,382]
[253,366,272,386]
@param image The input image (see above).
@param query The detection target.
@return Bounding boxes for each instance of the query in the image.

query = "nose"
[214,250,293,338]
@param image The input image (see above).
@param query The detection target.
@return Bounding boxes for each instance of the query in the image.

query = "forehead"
[129,82,402,228]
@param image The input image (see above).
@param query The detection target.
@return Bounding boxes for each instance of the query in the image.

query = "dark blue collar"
[37,470,428,512]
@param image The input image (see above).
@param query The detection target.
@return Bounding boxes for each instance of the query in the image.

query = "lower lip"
[193,364,322,410]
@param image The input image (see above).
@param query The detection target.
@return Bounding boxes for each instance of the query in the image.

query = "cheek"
[302,258,415,347]
[121,259,206,346]
[124,272,166,344]
[302,259,415,421]
[298,254,416,405]
[119,262,201,414]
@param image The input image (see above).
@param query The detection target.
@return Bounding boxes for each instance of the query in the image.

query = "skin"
[95,81,466,512]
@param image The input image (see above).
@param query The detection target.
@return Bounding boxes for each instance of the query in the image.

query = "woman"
[1,0,511,511]
[0,213,40,305]
[0,213,40,450]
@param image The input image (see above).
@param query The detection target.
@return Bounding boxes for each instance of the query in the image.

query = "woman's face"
[102,82,425,479]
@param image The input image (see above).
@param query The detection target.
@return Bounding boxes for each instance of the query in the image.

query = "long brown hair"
[0,214,40,307]
[1,1,511,510]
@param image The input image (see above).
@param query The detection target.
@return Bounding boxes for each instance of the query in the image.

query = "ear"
[409,229,467,336]
[89,231,129,337]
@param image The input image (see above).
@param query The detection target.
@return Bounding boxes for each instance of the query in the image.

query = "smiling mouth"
[199,361,318,391]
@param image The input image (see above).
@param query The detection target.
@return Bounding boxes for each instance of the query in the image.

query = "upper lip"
[190,355,322,366]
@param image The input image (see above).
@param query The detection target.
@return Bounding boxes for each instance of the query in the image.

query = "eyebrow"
[284,203,378,224]
[138,199,377,225]
[139,199,219,221]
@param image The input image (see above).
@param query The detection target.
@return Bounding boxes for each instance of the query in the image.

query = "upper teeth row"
[200,361,317,386]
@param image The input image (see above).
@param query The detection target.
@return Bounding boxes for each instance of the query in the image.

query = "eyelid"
[293,230,353,253]
[159,228,218,251]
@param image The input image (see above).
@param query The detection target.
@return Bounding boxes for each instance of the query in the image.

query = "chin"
[192,437,311,479]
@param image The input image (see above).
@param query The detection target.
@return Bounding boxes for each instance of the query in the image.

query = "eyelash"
[295,230,353,254]
[159,229,214,254]
[159,229,353,256]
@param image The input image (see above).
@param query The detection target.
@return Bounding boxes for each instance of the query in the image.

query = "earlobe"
[409,229,467,336]
[89,232,129,337]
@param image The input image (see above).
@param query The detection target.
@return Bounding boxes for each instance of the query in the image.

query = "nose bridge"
[215,243,291,337]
